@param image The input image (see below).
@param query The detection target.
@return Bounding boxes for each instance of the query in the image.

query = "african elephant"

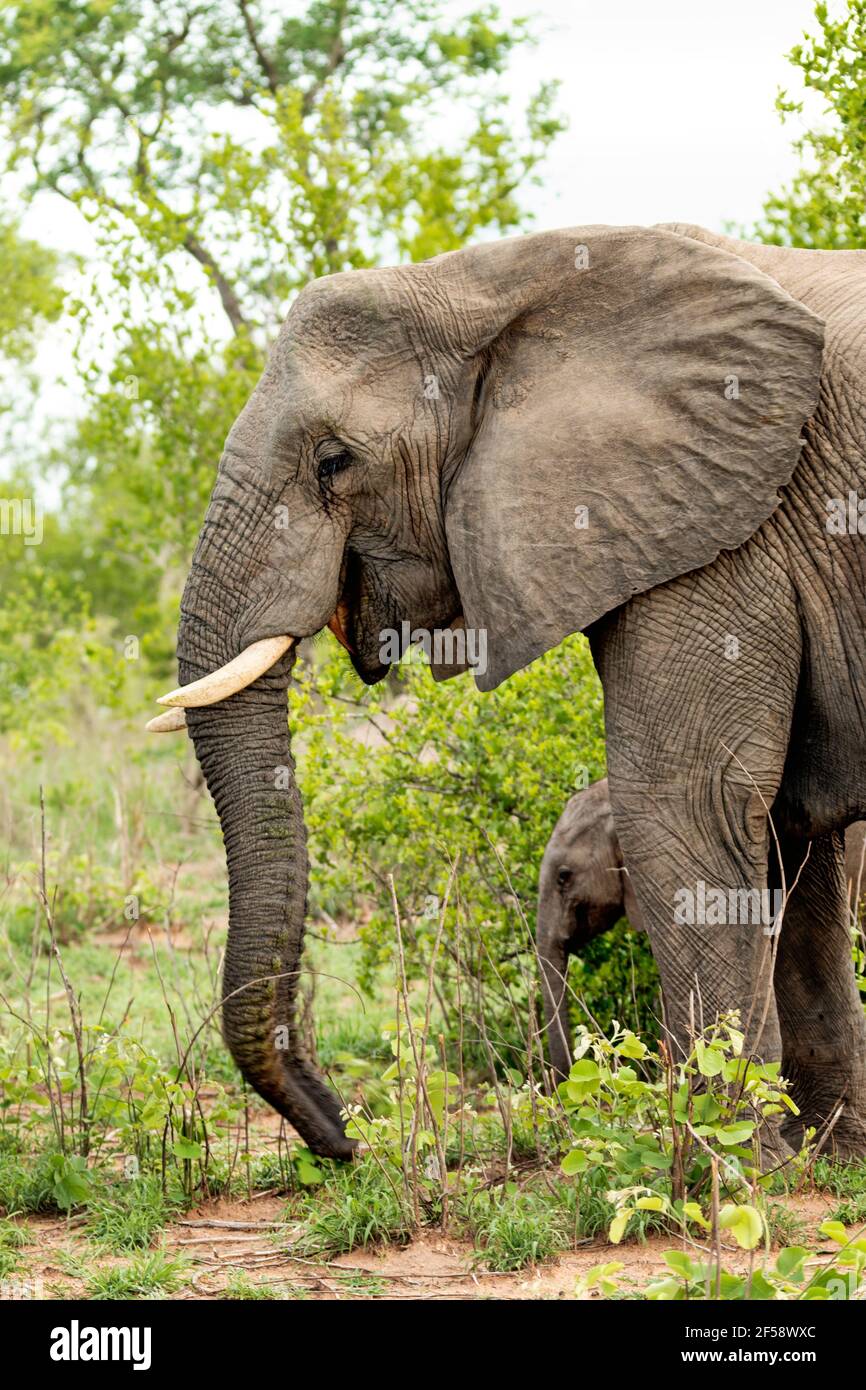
[153,222,866,1160]
[537,778,640,1082]
[537,778,866,1087]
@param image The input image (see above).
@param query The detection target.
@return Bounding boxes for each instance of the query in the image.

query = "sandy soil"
[4,1187,846,1302]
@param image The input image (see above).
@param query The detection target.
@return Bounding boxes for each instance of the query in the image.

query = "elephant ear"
[436,225,824,691]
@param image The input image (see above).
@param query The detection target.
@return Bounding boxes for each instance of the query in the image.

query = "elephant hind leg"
[774,830,866,1160]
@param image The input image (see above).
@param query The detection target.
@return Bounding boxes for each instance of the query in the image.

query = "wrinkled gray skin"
[537,779,866,1086]
[177,223,866,1160]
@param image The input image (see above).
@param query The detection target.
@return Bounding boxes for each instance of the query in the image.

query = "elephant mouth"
[327,602,355,654]
[329,599,389,684]
[323,551,389,685]
[568,906,589,950]
[569,903,619,951]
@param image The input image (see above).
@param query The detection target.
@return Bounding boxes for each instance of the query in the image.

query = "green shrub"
[292,635,658,1059]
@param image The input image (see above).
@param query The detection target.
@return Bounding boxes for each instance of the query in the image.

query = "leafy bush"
[558,1013,799,1226]
[292,635,659,1055]
[6,854,167,948]
[638,1220,866,1301]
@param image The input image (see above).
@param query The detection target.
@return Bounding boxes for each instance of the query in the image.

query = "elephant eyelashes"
[316,450,353,486]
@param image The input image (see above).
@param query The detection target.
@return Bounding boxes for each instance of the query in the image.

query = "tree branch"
[183,234,249,334]
[238,0,280,94]
[301,10,348,115]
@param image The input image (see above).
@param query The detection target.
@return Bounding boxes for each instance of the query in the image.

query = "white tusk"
[156,635,295,708]
[146,708,188,734]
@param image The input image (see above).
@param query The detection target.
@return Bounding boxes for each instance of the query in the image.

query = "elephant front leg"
[608,778,787,1089]
[774,831,866,1160]
[590,555,802,1161]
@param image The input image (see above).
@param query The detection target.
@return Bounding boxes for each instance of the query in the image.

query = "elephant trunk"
[177,528,355,1160]
[537,921,573,1086]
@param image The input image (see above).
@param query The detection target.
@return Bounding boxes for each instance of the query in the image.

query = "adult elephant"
[537,778,866,1090]
[152,223,866,1160]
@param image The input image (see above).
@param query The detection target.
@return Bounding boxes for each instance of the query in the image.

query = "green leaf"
[818,1220,848,1246]
[561,1149,588,1175]
[663,1249,695,1277]
[726,1025,745,1056]
[296,1160,324,1186]
[718,1270,747,1298]
[719,1203,763,1250]
[645,1277,684,1300]
[616,1032,647,1060]
[691,1092,722,1124]
[584,1260,624,1288]
[172,1137,202,1161]
[683,1201,710,1229]
[630,1146,671,1171]
[51,1156,91,1210]
[748,1269,778,1300]
[695,1040,725,1076]
[566,1059,601,1100]
[776,1246,809,1279]
[714,1121,755,1147]
[608,1210,631,1245]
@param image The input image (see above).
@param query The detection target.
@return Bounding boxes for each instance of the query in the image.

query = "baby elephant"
[537,779,866,1085]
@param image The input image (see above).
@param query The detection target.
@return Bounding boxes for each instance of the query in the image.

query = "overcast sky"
[15,0,827,451]
[494,0,821,231]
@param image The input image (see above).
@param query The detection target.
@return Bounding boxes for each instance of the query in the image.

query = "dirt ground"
[6,1188,846,1302]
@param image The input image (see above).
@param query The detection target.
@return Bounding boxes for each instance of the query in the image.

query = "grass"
[0,1145,68,1216]
[0,1224,26,1280]
[0,1218,28,1277]
[224,1272,308,1300]
[333,1271,386,1297]
[291,1159,414,1256]
[811,1154,866,1198]
[809,1155,866,1224]
[764,1202,810,1247]
[86,1250,189,1300]
[86,1176,180,1252]
[459,1183,574,1271]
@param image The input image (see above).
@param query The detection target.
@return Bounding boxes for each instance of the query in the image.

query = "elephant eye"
[557,867,573,888]
[316,449,353,486]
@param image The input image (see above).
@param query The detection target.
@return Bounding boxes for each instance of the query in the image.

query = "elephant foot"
[782,1110,866,1163]
[781,1046,866,1162]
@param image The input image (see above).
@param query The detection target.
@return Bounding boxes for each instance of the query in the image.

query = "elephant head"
[158,225,823,1157]
[536,779,642,1083]
[537,789,866,1084]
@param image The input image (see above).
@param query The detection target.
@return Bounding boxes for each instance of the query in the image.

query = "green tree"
[760,0,866,248]
[0,0,563,619]
[0,216,64,365]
